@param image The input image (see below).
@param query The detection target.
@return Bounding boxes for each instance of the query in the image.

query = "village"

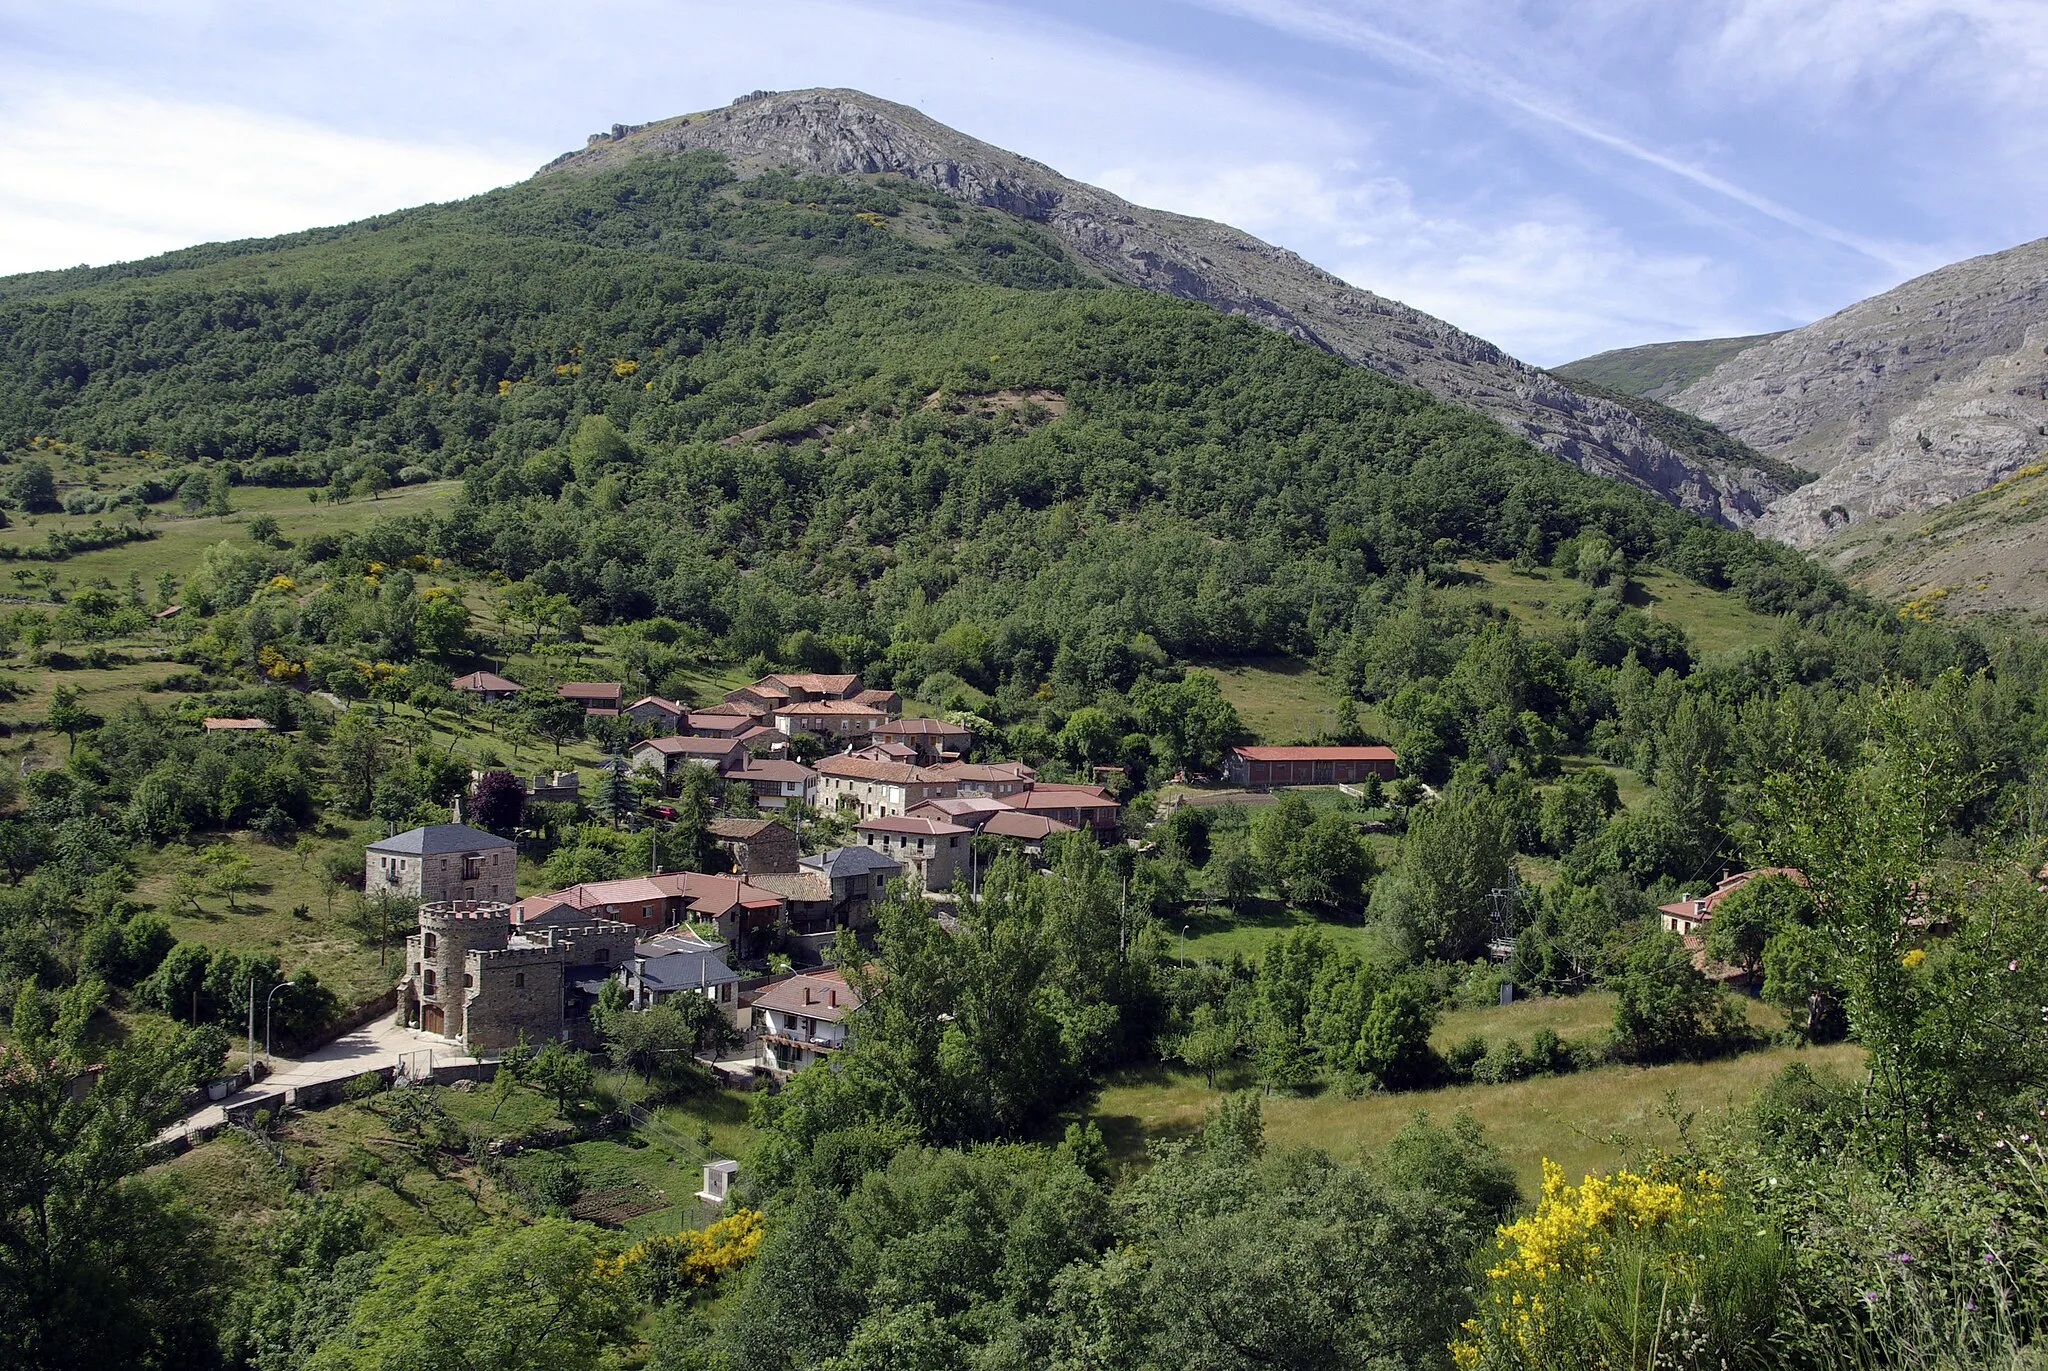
[384,667,1407,1076]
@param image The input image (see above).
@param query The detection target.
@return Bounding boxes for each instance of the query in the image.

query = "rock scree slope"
[543,88,1787,527]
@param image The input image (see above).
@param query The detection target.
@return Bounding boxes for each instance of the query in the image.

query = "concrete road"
[156,1013,476,1145]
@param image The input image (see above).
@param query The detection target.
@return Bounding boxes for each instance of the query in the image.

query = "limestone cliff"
[540,89,1787,526]
[1672,237,2048,547]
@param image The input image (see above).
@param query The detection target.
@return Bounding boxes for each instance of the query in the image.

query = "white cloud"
[0,82,536,276]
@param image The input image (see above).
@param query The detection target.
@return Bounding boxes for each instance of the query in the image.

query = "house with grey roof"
[365,823,516,905]
[626,930,743,1023]
[799,846,903,926]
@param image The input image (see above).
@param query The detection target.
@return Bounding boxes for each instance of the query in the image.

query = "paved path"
[156,1013,477,1145]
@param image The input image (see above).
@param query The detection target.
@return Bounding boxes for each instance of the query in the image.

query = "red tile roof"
[451,670,521,693]
[777,700,887,718]
[203,716,274,731]
[814,754,935,784]
[874,716,973,738]
[1229,745,1398,762]
[752,969,861,1021]
[982,810,1076,841]
[857,815,972,837]
[1657,868,1805,922]
[558,682,623,703]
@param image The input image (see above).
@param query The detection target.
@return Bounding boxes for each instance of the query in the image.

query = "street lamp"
[1180,923,1189,968]
[265,980,292,1062]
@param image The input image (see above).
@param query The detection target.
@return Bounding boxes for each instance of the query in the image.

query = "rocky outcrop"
[539,89,1787,526]
[1672,237,2048,547]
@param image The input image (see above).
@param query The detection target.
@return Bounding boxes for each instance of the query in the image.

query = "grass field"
[155,1074,763,1249]
[1176,899,1382,963]
[132,824,399,1006]
[1196,656,1348,743]
[2,480,461,592]
[1444,559,1783,660]
[1086,1039,1864,1194]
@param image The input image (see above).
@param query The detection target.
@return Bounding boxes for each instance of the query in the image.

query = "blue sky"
[1,0,2040,364]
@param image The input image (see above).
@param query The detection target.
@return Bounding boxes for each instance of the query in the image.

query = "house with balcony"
[855,814,970,891]
[728,757,817,811]
[751,969,862,1073]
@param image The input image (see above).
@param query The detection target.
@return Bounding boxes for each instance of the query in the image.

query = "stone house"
[1005,784,1122,838]
[814,754,957,818]
[709,816,802,875]
[871,716,974,764]
[924,760,1035,798]
[852,687,902,718]
[398,899,636,1048]
[752,969,862,1072]
[558,681,623,719]
[774,700,888,743]
[725,671,863,713]
[365,823,516,904]
[512,871,785,951]
[855,815,970,891]
[687,709,758,738]
[979,808,1076,856]
[625,695,689,735]
[630,734,746,780]
[800,846,903,920]
[728,757,817,810]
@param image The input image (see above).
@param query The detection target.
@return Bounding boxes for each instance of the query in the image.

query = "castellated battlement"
[470,943,569,968]
[419,899,513,925]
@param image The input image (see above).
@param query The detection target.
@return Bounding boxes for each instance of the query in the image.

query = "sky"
[0,0,2040,365]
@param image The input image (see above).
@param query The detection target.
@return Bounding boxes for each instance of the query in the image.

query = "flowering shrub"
[1453,1160,1782,1370]
[611,1208,765,1302]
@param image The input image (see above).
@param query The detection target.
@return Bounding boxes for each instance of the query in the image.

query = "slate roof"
[366,822,513,855]
[802,846,905,879]
[638,948,741,993]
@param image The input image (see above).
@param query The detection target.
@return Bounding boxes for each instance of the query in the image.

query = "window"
[515,972,526,988]
[462,972,473,988]
[424,970,437,995]
[423,932,437,957]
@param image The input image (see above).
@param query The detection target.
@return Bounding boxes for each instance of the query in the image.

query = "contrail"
[1199,0,1918,271]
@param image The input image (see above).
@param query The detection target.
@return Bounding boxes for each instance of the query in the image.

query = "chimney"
[804,986,814,1005]
[828,988,838,1007]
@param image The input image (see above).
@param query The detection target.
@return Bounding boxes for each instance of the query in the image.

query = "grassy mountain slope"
[0,145,1847,691]
[1553,332,1785,400]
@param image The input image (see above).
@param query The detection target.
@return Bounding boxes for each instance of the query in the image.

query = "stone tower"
[402,900,511,1039]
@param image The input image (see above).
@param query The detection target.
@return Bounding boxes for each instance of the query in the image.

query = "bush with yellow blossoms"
[610,1207,765,1303]
[1452,1160,1786,1371]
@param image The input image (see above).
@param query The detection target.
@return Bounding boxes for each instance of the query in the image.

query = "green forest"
[0,144,2044,1371]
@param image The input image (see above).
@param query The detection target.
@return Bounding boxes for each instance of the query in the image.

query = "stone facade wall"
[368,843,515,904]
[466,947,567,1049]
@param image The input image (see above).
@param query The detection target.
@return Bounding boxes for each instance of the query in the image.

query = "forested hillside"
[2,133,2046,1371]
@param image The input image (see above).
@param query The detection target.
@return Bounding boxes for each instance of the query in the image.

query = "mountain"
[540,89,1788,526]
[1552,332,1786,401]
[1668,236,2048,549]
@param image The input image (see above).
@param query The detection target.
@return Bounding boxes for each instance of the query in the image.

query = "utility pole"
[246,978,256,1070]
